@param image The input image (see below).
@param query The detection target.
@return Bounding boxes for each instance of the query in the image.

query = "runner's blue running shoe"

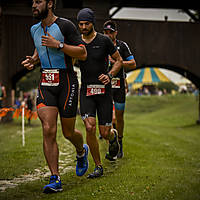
[76,144,89,176]
[43,175,63,194]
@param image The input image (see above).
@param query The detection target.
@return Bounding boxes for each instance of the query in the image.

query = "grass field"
[0,94,200,200]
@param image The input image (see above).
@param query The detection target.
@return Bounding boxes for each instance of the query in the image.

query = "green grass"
[0,94,200,200]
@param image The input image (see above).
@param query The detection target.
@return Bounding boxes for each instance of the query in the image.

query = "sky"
[110,8,192,83]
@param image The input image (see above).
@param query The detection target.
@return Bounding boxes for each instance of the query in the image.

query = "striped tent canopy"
[127,67,171,89]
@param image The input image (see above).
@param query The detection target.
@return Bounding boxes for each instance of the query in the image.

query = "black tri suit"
[31,17,85,118]
[110,40,135,111]
[79,33,117,125]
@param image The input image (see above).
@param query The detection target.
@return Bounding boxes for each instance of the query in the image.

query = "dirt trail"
[0,142,75,192]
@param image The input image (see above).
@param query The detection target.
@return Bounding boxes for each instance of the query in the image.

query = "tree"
[16,67,40,93]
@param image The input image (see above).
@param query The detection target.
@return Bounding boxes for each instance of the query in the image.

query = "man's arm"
[109,50,123,77]
[121,58,136,69]
[61,44,87,61]
[98,50,122,85]
[41,32,87,61]
[109,55,136,70]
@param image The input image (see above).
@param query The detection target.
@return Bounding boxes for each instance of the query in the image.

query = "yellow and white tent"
[127,67,171,90]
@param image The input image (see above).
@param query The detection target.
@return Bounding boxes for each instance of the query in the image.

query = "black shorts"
[112,78,126,103]
[80,85,113,126]
[36,69,78,118]
[112,78,126,111]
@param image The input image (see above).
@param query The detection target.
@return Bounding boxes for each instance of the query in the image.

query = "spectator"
[14,98,22,109]
[26,95,33,125]
[0,82,6,109]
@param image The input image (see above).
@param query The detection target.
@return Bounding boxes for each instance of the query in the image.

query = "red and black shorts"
[36,69,78,118]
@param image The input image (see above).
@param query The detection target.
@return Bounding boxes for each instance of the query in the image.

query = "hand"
[98,74,110,85]
[41,31,60,48]
[21,56,35,70]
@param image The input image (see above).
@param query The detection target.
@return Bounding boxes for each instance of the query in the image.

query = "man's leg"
[61,117,84,155]
[99,125,119,159]
[115,109,125,158]
[83,117,101,166]
[115,109,124,141]
[85,117,103,178]
[96,94,119,159]
[99,125,113,140]
[37,106,59,176]
[79,89,103,178]
[61,117,89,177]
[112,104,117,129]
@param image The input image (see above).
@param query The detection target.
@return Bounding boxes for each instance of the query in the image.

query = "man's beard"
[33,5,49,20]
[82,26,94,36]
[86,27,94,36]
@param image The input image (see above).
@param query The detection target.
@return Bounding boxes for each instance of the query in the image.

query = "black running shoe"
[117,141,124,158]
[117,151,123,158]
[105,152,117,161]
[108,129,119,157]
[87,165,103,179]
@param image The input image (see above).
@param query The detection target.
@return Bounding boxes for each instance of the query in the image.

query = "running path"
[0,141,75,192]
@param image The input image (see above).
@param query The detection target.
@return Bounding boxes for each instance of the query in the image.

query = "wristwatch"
[57,42,64,50]
[107,73,113,80]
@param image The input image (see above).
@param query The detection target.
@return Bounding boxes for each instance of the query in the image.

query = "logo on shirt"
[92,46,100,49]
[68,84,76,107]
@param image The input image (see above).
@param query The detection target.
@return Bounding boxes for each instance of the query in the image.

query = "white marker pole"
[21,101,25,147]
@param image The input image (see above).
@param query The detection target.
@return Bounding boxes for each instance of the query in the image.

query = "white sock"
[76,150,85,158]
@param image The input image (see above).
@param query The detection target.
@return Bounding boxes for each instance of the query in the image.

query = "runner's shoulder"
[30,21,41,36]
[117,39,133,56]
[117,39,128,48]
[96,32,114,45]
[55,17,77,31]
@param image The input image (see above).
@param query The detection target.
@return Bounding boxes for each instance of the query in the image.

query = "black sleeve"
[121,41,133,60]
[105,35,117,56]
[57,18,84,46]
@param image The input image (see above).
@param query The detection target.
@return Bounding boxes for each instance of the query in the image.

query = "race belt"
[41,69,59,86]
[111,78,120,88]
[86,84,105,96]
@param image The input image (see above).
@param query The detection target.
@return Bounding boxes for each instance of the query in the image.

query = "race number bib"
[41,69,59,86]
[86,85,105,96]
[111,78,120,88]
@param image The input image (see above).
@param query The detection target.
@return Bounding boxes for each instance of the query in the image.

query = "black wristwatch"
[57,42,64,50]
[107,73,113,80]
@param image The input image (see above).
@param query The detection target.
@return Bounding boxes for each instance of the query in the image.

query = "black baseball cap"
[103,20,117,32]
